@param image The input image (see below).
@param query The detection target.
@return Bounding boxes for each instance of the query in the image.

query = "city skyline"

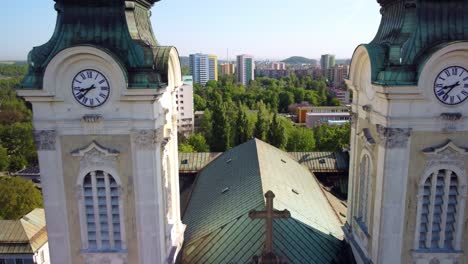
[1,0,381,61]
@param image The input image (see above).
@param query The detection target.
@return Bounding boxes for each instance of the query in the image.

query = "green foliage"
[253,102,269,141]
[193,94,207,111]
[234,104,250,145]
[210,92,230,152]
[314,122,351,151]
[286,127,316,151]
[186,133,210,152]
[192,74,345,152]
[0,145,9,171]
[0,65,28,77]
[0,176,43,220]
[267,113,287,149]
[0,122,37,171]
[178,143,195,153]
[0,78,32,125]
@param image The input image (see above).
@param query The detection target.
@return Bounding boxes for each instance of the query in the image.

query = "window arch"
[82,170,123,251]
[416,168,462,251]
[357,153,372,229]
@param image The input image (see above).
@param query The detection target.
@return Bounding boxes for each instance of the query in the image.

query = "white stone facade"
[18,46,186,264]
[345,42,468,264]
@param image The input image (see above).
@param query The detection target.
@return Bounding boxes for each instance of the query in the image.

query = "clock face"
[433,66,468,105]
[72,69,110,108]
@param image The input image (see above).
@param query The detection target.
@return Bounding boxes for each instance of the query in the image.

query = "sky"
[0,0,382,61]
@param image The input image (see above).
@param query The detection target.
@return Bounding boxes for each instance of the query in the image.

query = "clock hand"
[81,85,96,97]
[442,81,460,89]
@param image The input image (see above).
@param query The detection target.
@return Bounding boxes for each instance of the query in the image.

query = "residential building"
[255,69,291,79]
[0,209,50,264]
[271,62,286,70]
[236,54,255,85]
[189,53,209,86]
[328,86,351,105]
[176,76,194,137]
[345,1,468,264]
[321,54,336,71]
[328,64,350,88]
[219,63,235,75]
[208,54,218,81]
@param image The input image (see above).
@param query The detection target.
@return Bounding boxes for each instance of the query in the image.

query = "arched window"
[417,169,459,250]
[83,170,122,251]
[358,154,371,228]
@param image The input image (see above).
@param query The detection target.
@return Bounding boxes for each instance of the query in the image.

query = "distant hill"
[282,56,317,65]
[0,61,27,65]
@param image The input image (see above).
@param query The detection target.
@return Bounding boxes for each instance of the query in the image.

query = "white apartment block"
[176,76,194,137]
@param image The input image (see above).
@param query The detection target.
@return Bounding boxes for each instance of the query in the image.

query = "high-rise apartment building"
[328,64,350,88]
[236,54,255,86]
[176,76,194,137]
[320,54,336,70]
[208,55,218,81]
[220,63,236,75]
[189,53,209,86]
[271,62,286,70]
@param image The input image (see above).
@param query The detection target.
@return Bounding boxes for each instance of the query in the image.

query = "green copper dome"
[357,0,468,85]
[20,0,175,89]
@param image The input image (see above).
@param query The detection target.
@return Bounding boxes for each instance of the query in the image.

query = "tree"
[210,92,230,151]
[267,113,287,149]
[0,123,37,171]
[0,176,43,220]
[0,145,9,171]
[253,102,269,141]
[235,104,250,145]
[178,143,195,153]
[199,109,213,145]
[314,123,351,151]
[286,127,316,151]
[193,94,207,111]
[279,91,294,113]
[186,133,210,152]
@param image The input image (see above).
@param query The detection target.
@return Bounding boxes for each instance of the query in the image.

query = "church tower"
[17,0,185,263]
[346,1,468,263]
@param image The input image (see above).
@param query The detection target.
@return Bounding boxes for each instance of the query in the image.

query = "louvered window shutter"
[418,169,458,250]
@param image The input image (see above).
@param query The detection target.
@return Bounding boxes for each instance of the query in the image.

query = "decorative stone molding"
[376,124,411,149]
[358,128,376,148]
[362,104,372,112]
[440,113,462,133]
[82,252,128,264]
[33,130,57,151]
[412,251,462,264]
[422,140,468,174]
[131,128,164,149]
[82,114,103,123]
[350,112,358,126]
[71,141,120,170]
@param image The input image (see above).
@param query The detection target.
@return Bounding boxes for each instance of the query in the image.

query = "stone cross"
[249,190,291,253]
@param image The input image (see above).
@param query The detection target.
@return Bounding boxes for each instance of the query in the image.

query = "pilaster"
[375,125,412,264]
[34,130,72,263]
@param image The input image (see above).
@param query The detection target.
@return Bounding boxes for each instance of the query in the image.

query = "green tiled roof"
[288,152,349,172]
[182,139,346,263]
[356,0,468,85]
[19,0,176,90]
[178,152,222,173]
[179,151,348,173]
